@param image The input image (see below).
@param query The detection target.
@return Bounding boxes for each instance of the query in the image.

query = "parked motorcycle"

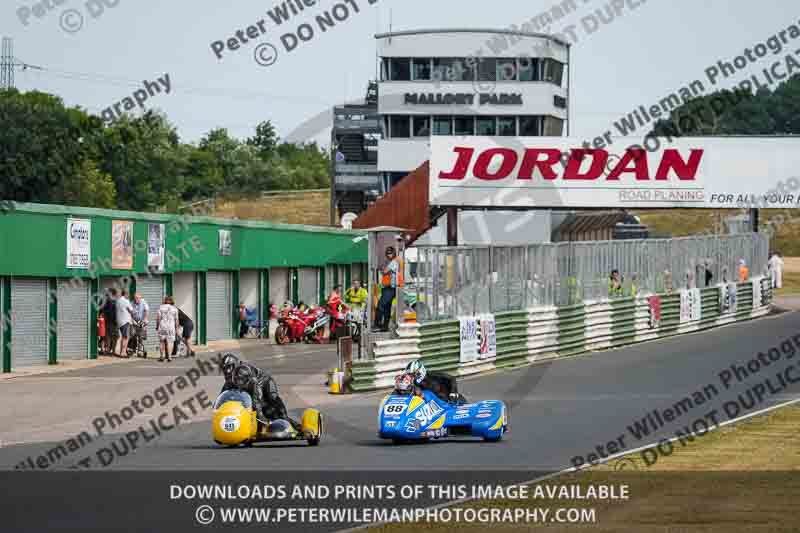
[275,305,329,344]
[302,306,330,343]
[274,300,359,345]
[274,306,306,345]
[328,300,361,342]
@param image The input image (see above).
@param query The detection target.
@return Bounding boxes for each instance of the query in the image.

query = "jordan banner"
[430,136,800,209]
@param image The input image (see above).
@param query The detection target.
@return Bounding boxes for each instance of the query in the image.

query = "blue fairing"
[378,389,507,442]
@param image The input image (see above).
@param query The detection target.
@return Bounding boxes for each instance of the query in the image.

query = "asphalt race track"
[2,310,799,473]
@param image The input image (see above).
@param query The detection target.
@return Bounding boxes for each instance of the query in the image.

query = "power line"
[18,65,331,105]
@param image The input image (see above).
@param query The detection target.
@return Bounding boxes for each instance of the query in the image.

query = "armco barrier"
[350,278,773,392]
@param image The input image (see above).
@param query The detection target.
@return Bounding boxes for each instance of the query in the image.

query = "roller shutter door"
[269,268,289,306]
[100,276,131,295]
[135,276,164,354]
[57,279,89,361]
[173,272,198,344]
[299,268,318,306]
[207,272,232,341]
[11,278,49,367]
[327,266,337,293]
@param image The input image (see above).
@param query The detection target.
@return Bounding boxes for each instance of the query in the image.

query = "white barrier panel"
[430,136,800,208]
[459,316,479,363]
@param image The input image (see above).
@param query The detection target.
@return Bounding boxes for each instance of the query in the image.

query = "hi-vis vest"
[382,259,404,288]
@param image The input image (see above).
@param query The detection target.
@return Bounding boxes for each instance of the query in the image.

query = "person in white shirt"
[115,289,134,357]
[769,251,784,289]
[156,296,179,362]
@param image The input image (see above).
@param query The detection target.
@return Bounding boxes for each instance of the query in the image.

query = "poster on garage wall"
[219,229,232,256]
[111,220,134,270]
[66,218,91,269]
[147,223,165,272]
[459,316,479,363]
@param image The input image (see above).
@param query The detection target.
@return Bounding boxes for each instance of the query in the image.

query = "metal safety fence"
[406,233,769,322]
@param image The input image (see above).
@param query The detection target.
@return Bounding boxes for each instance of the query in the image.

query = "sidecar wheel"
[306,414,323,446]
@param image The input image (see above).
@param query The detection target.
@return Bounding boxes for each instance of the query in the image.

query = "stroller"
[243,307,269,339]
[127,320,148,358]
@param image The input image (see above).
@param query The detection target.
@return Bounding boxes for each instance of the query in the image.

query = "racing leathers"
[419,371,464,404]
[235,363,301,432]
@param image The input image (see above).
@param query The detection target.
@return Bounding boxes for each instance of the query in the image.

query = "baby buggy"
[243,308,269,339]
[127,320,148,358]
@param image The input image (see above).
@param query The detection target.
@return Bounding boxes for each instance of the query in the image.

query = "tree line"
[0,89,330,212]
[649,74,800,137]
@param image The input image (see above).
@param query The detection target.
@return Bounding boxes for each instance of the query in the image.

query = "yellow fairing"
[407,396,424,413]
[212,401,255,445]
[301,408,321,437]
[428,415,446,430]
[490,415,505,431]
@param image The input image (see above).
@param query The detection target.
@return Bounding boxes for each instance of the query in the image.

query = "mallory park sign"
[429,136,800,209]
[404,93,523,106]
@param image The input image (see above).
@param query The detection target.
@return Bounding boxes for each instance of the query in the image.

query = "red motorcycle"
[302,306,330,344]
[326,298,361,342]
[275,306,306,345]
[275,305,329,345]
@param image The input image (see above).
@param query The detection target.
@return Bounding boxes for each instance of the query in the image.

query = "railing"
[406,233,769,322]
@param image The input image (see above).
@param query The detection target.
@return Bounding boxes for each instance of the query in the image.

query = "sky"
[3,0,797,145]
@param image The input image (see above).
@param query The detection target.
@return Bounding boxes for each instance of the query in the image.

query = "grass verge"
[634,209,800,256]
[211,190,331,226]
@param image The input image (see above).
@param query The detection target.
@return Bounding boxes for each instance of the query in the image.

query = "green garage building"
[0,203,367,372]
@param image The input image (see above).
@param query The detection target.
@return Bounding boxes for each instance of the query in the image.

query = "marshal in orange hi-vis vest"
[382,259,404,288]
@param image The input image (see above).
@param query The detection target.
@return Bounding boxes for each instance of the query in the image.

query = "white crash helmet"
[405,360,427,385]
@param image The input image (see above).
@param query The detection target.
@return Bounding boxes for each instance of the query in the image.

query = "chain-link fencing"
[407,233,769,322]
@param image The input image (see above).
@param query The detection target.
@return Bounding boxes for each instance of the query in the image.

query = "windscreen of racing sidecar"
[213,390,253,410]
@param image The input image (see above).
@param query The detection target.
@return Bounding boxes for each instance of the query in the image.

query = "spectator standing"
[345,280,368,322]
[704,260,714,287]
[132,292,149,325]
[768,251,784,289]
[663,270,674,293]
[156,296,179,362]
[738,259,749,282]
[97,310,106,354]
[695,261,704,288]
[116,289,134,357]
[173,308,196,357]
[239,303,249,339]
[102,289,117,355]
[608,270,623,298]
[327,285,343,310]
[375,247,399,332]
